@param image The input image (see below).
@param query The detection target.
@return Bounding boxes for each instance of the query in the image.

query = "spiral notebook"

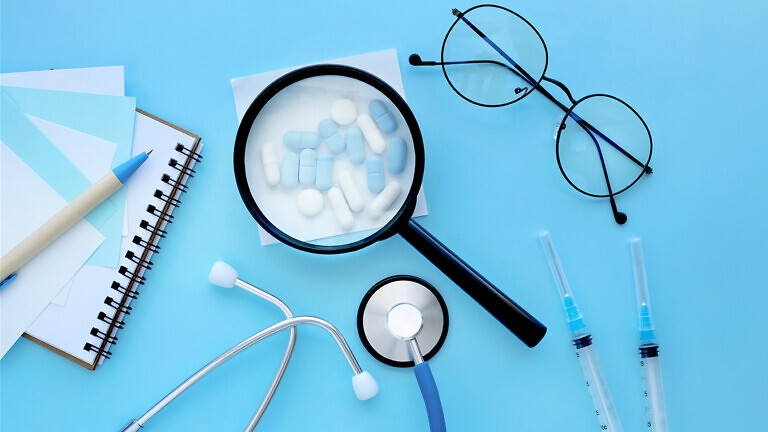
[22,109,202,370]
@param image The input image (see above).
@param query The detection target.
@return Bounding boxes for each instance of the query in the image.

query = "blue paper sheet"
[1,86,136,267]
[0,93,116,228]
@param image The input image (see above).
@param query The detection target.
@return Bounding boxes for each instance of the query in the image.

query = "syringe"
[539,231,623,432]
[630,238,669,432]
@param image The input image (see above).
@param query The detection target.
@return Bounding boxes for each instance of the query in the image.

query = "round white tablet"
[297,189,324,217]
[331,98,358,125]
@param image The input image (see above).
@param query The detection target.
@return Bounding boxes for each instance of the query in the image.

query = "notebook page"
[25,111,200,366]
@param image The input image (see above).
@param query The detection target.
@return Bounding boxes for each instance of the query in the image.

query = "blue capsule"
[284,131,321,149]
[369,99,398,134]
[366,155,385,193]
[318,119,346,154]
[299,149,316,186]
[345,126,366,165]
[387,137,407,174]
[315,153,334,191]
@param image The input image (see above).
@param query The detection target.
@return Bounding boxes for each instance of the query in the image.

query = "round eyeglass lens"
[556,95,651,197]
[441,5,547,106]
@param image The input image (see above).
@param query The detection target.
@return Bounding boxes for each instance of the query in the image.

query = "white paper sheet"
[231,49,428,245]
[0,142,104,359]
[0,66,124,96]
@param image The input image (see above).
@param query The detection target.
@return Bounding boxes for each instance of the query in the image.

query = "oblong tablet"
[284,131,321,149]
[369,99,398,134]
[328,187,354,229]
[366,155,385,193]
[261,142,280,185]
[345,126,366,165]
[299,149,316,186]
[387,137,407,174]
[331,98,357,125]
[357,113,386,153]
[281,152,299,189]
[318,119,346,154]
[339,171,364,212]
[370,181,402,218]
[297,189,324,217]
[316,153,334,191]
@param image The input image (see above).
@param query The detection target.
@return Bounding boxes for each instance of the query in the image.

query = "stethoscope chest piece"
[357,276,449,367]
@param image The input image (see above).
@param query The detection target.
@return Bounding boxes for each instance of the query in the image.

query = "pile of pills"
[260,98,408,230]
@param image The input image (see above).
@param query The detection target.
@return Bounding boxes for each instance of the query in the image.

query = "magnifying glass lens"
[242,74,418,248]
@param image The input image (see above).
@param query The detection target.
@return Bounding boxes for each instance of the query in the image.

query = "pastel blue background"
[2,1,766,431]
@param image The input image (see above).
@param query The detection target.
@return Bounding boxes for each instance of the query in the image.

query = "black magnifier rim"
[555,93,653,198]
[233,64,425,254]
[357,275,449,368]
[440,4,549,108]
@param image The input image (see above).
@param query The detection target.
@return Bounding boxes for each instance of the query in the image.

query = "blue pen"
[630,238,669,432]
[0,151,152,288]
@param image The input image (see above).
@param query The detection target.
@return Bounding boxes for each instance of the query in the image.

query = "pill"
[366,155,385,193]
[370,181,402,218]
[339,171,364,212]
[318,119,346,154]
[328,187,354,229]
[331,98,358,125]
[369,99,398,134]
[261,142,280,185]
[315,153,334,191]
[297,189,324,217]
[387,137,407,174]
[345,126,366,165]
[284,131,321,149]
[281,152,299,189]
[357,113,386,153]
[299,149,316,186]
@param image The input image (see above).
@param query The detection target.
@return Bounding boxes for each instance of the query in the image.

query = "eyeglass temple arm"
[583,124,628,224]
[418,8,653,174]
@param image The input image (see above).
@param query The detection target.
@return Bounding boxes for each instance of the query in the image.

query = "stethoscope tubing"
[120,316,361,432]
[414,362,447,432]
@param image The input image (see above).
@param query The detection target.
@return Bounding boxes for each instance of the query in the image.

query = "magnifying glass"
[233,64,546,347]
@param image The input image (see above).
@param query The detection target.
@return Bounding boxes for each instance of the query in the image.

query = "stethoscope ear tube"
[413,362,447,432]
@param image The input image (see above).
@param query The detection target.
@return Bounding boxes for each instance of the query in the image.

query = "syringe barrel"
[574,336,624,432]
[640,345,669,432]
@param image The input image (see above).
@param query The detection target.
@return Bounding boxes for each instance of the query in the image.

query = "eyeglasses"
[410,4,653,224]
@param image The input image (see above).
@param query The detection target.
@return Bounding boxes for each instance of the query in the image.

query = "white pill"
[357,113,386,153]
[339,171,364,212]
[331,98,358,125]
[261,142,280,185]
[297,189,324,217]
[370,181,402,218]
[328,187,354,230]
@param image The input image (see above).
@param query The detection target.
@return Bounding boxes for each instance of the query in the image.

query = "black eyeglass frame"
[410,4,653,224]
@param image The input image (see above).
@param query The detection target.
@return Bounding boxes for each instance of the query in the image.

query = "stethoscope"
[119,264,449,431]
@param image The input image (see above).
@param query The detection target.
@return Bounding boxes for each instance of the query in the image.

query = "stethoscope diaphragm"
[357,275,449,368]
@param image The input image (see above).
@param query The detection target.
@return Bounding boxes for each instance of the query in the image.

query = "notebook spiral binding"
[83,141,202,364]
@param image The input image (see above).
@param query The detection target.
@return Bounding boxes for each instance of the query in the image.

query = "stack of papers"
[0,66,135,358]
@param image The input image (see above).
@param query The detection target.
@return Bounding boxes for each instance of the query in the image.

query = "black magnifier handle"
[400,219,547,347]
